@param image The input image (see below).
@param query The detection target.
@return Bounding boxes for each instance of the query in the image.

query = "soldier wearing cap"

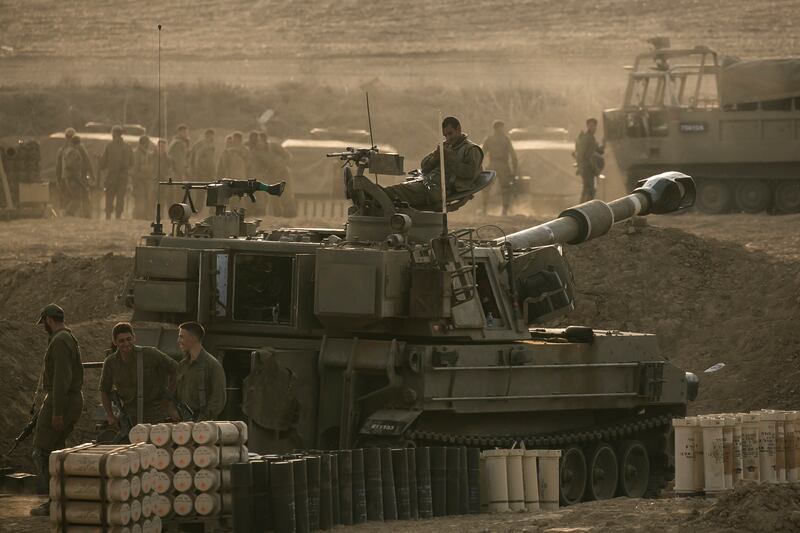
[99,125,134,219]
[29,304,84,516]
[574,118,605,202]
[99,322,179,426]
[169,124,191,178]
[56,127,95,215]
[175,322,226,421]
[481,119,518,215]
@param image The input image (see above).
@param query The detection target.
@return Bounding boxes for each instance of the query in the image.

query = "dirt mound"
[0,253,131,324]
[690,483,800,532]
[555,220,800,414]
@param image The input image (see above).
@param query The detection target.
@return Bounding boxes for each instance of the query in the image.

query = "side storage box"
[133,280,198,314]
[135,247,200,280]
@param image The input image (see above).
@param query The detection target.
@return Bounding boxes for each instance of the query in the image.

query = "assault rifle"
[164,388,197,422]
[7,406,39,455]
[108,389,134,444]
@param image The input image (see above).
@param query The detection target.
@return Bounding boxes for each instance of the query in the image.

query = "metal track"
[405,413,672,449]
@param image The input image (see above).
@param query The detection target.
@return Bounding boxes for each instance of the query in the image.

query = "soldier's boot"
[29,448,51,516]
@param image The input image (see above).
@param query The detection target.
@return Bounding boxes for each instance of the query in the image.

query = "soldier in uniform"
[217,131,250,179]
[190,129,216,180]
[29,304,84,516]
[168,124,191,178]
[56,128,95,214]
[384,116,484,210]
[481,120,518,215]
[260,131,296,217]
[574,118,605,202]
[61,135,92,218]
[132,136,156,220]
[175,322,226,421]
[99,322,178,426]
[99,125,134,219]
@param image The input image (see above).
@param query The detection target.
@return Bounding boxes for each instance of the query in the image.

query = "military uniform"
[217,145,251,180]
[57,141,94,214]
[60,144,92,218]
[481,131,518,215]
[99,138,134,219]
[574,130,604,202]
[385,134,483,210]
[132,145,156,220]
[99,346,178,424]
[176,349,227,421]
[168,137,191,178]
[264,141,296,217]
[190,139,216,180]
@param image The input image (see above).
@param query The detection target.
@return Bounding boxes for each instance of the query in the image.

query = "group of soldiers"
[28,304,226,515]
[55,124,294,221]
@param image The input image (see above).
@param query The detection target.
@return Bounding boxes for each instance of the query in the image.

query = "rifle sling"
[136,349,144,425]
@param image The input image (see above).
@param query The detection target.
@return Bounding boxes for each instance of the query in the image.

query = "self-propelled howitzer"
[130,152,699,505]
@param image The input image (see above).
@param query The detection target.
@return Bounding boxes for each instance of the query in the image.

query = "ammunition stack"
[48,442,161,533]
[479,448,561,512]
[673,410,800,496]
[128,420,248,530]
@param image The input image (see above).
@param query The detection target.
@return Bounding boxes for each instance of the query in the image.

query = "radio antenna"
[151,24,165,236]
[365,92,378,184]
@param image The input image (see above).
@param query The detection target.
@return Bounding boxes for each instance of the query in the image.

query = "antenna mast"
[365,92,378,184]
[151,24,164,236]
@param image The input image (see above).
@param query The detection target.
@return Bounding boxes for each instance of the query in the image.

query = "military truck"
[129,149,698,504]
[604,41,800,214]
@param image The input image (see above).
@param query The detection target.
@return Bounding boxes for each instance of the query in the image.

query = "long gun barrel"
[499,172,695,250]
[7,409,39,455]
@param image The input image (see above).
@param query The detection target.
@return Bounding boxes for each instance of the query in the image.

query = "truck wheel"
[617,440,650,498]
[774,182,800,213]
[735,180,771,213]
[585,443,619,501]
[559,446,587,505]
[697,180,732,214]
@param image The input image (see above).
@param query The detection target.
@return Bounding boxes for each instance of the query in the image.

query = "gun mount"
[130,141,700,505]
[154,178,285,239]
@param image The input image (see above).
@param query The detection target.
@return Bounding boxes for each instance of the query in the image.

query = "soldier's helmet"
[65,127,76,138]
[70,135,81,145]
[111,125,124,137]
[492,120,505,129]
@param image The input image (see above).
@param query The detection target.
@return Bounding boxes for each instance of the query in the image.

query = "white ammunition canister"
[536,449,561,510]
[481,449,510,512]
[130,474,141,499]
[673,417,699,494]
[129,424,152,444]
[50,501,131,526]
[220,445,248,466]
[152,447,172,471]
[754,411,778,483]
[773,411,787,482]
[130,498,142,522]
[153,494,174,518]
[732,415,744,484]
[522,450,541,511]
[131,523,141,533]
[171,422,194,446]
[194,469,221,492]
[149,514,163,533]
[191,421,219,445]
[786,411,798,482]
[50,450,131,479]
[233,420,248,443]
[506,449,525,511]
[722,417,735,489]
[740,413,760,481]
[172,446,194,470]
[194,492,221,516]
[193,446,220,469]
[173,493,195,516]
[149,424,173,447]
[49,476,131,502]
[700,417,725,494]
[142,493,152,518]
[173,469,195,493]
[152,471,173,494]
[141,468,154,494]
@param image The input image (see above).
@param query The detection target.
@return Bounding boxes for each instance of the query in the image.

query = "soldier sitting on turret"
[384,116,484,210]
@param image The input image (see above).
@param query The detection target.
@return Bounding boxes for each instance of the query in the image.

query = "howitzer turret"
[130,140,700,506]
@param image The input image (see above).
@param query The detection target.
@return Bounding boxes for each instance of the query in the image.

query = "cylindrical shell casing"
[194,469,221,492]
[50,501,131,526]
[50,476,131,502]
[172,493,195,516]
[149,424,173,447]
[172,447,194,470]
[171,422,194,446]
[537,450,561,511]
[129,424,152,444]
[482,449,509,513]
[50,451,131,478]
[195,492,221,516]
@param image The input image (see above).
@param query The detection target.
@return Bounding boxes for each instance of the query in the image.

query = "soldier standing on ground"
[99,322,178,426]
[574,118,605,202]
[99,125,134,219]
[260,131,296,217]
[168,124,191,179]
[384,116,484,210]
[29,304,84,516]
[175,322,227,421]
[190,129,216,180]
[60,135,93,218]
[217,131,250,179]
[132,136,156,220]
[481,120,518,216]
[56,128,95,215]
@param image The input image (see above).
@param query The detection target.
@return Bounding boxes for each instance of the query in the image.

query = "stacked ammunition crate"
[129,420,248,530]
[49,442,162,533]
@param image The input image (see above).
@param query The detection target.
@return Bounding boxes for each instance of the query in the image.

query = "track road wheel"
[559,446,587,506]
[697,180,732,214]
[617,440,650,498]
[735,180,772,213]
[774,181,800,213]
[585,443,619,501]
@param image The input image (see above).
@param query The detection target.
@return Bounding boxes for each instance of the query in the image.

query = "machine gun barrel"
[500,172,695,250]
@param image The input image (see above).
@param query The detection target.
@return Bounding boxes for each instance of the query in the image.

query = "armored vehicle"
[129,149,699,504]
[604,41,800,214]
